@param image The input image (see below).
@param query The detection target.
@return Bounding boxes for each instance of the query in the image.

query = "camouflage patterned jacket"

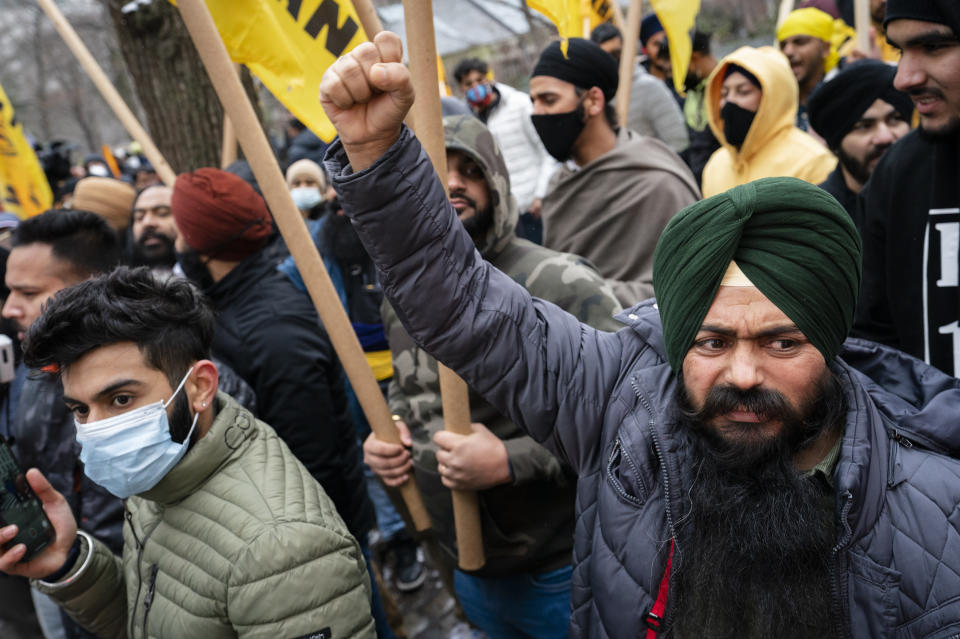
[383,116,622,577]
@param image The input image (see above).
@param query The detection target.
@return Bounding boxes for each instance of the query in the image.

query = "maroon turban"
[172,168,273,260]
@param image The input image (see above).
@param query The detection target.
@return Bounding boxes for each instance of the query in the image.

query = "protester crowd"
[1,0,960,637]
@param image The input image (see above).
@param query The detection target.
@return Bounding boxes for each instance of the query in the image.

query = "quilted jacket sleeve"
[328,128,630,475]
[35,532,127,639]
[227,520,374,639]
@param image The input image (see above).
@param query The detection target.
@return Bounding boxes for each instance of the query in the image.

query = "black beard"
[321,203,369,262]
[918,115,960,141]
[130,230,176,269]
[168,389,198,448]
[449,190,494,244]
[664,373,845,639]
[836,144,889,190]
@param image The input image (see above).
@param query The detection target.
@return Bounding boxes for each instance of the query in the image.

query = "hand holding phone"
[0,468,78,581]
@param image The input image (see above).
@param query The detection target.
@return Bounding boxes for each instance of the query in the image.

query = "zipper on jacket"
[142,564,159,637]
[630,376,679,632]
[830,492,854,639]
[129,510,163,638]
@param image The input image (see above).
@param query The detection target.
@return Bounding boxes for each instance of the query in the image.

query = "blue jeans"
[454,565,573,639]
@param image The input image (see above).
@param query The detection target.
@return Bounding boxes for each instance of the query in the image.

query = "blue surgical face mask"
[75,368,199,499]
[290,186,323,211]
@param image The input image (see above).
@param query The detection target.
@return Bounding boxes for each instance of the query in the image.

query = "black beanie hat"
[807,60,914,149]
[885,0,960,35]
[723,63,762,90]
[532,38,619,103]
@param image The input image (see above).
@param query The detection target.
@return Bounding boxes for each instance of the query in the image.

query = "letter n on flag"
[0,82,53,219]
[171,0,367,143]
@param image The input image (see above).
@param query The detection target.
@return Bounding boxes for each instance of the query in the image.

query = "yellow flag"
[527,0,616,51]
[172,0,367,143]
[526,0,581,45]
[649,0,701,95]
[0,82,53,219]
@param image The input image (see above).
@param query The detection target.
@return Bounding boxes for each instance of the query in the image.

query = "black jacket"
[819,165,857,220]
[853,129,960,377]
[206,251,374,539]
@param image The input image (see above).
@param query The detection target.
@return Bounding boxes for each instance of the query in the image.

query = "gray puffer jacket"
[328,127,960,639]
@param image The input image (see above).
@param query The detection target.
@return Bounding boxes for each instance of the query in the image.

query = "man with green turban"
[319,35,960,638]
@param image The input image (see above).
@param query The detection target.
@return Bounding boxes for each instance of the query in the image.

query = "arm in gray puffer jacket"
[328,128,651,475]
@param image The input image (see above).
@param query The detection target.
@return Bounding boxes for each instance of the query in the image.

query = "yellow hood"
[706,46,799,164]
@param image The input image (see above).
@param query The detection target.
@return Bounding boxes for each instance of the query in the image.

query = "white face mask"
[75,368,198,499]
[290,186,323,211]
[87,164,110,177]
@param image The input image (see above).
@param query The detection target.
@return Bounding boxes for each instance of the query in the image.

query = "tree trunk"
[103,0,241,173]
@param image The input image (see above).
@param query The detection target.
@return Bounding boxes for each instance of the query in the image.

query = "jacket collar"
[206,250,274,307]
[138,392,257,505]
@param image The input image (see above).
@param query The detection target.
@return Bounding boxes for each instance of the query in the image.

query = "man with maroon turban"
[170,168,399,637]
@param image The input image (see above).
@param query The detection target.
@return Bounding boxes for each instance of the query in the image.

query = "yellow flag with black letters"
[172,0,367,143]
[0,82,53,219]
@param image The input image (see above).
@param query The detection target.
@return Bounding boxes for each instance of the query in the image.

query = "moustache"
[136,229,174,248]
[449,190,478,212]
[909,87,946,101]
[689,385,794,424]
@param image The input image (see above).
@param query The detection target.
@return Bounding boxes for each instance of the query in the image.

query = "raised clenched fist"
[319,31,415,171]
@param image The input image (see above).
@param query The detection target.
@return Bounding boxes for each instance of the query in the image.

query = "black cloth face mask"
[721,101,757,148]
[531,101,586,162]
[175,248,216,291]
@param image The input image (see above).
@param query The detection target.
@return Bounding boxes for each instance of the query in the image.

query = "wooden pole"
[220,65,242,170]
[853,0,871,52]
[352,0,384,37]
[616,0,642,127]
[610,1,625,31]
[776,0,795,31]
[176,0,431,532]
[401,0,485,572]
[220,115,237,169]
[36,0,176,186]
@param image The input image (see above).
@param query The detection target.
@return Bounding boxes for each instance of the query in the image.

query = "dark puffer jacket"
[205,251,374,540]
[328,128,960,638]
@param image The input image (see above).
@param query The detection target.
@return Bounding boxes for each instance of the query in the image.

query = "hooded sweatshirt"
[702,46,837,197]
[542,128,700,307]
[383,116,622,578]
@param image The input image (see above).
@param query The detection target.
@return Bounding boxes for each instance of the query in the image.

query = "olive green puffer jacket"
[36,393,375,639]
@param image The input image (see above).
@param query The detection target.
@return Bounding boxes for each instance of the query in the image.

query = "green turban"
[652,177,862,372]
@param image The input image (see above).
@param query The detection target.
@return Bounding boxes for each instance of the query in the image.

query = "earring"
[201,401,207,408]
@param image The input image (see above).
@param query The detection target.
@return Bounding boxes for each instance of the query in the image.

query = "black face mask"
[720,101,757,148]
[175,248,215,291]
[531,102,586,162]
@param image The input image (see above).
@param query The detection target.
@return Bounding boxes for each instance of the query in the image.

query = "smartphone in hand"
[0,437,55,561]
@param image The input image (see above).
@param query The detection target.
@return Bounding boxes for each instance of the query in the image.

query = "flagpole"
[853,0,871,52]
[401,0,486,572]
[610,1,626,31]
[352,0,384,37]
[616,0,642,127]
[220,65,242,170]
[176,0,432,533]
[36,0,177,186]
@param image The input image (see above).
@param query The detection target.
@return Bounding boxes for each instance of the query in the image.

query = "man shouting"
[319,32,960,638]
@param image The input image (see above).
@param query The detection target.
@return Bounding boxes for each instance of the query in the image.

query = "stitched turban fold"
[172,168,273,261]
[652,177,862,372]
[532,38,619,102]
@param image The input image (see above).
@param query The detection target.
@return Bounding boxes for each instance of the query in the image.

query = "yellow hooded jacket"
[701,46,837,198]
